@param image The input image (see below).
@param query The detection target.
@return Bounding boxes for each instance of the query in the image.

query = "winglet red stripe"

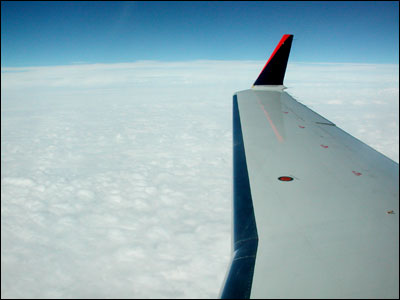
[253,34,293,86]
[257,34,292,78]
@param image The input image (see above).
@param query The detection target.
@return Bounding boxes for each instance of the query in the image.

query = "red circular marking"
[278,176,294,182]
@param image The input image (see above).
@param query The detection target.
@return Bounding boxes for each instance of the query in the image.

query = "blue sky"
[1,1,399,67]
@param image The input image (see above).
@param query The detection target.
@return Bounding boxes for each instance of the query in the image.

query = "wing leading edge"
[221,35,399,299]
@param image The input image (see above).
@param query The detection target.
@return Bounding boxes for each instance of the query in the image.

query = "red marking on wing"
[278,176,293,182]
[258,100,284,143]
[320,144,328,148]
[352,171,362,176]
[298,125,305,128]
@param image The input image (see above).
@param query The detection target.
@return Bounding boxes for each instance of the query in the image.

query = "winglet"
[253,34,293,86]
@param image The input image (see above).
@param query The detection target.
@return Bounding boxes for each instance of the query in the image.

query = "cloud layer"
[1,61,398,298]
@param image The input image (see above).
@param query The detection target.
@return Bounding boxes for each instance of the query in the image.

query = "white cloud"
[1,61,398,298]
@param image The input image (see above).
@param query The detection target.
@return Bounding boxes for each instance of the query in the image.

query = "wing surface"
[221,34,399,299]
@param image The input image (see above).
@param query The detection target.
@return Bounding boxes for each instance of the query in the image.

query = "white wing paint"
[221,34,399,299]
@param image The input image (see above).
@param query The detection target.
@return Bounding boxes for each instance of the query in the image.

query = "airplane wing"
[220,34,399,299]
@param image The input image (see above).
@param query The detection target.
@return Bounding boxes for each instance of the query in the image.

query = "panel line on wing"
[257,98,284,143]
[316,122,336,126]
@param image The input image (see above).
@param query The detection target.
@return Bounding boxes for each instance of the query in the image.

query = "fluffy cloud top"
[1,61,398,298]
